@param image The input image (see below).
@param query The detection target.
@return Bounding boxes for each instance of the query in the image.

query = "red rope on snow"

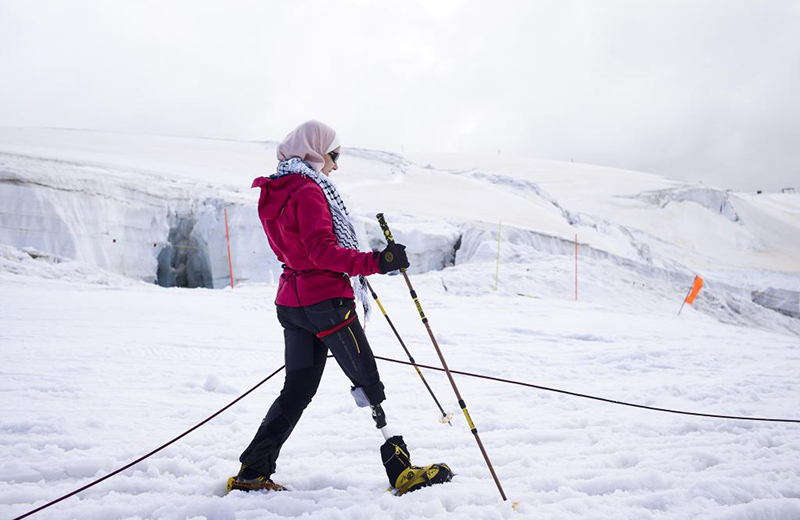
[374,355,800,424]
[10,355,800,520]
[10,365,285,520]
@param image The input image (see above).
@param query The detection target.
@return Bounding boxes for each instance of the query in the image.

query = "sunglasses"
[328,151,340,164]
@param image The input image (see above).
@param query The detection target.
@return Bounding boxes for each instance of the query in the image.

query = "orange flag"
[685,276,704,305]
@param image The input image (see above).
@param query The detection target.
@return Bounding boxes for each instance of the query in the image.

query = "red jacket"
[252,174,381,306]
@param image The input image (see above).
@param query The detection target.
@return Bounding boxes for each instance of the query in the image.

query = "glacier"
[2,128,800,520]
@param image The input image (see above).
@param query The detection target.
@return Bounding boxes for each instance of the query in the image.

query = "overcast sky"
[1,0,798,191]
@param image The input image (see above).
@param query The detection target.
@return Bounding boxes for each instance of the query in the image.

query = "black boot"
[380,435,452,495]
[226,464,287,493]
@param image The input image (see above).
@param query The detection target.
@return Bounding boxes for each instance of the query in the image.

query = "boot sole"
[394,463,453,496]
[226,476,287,493]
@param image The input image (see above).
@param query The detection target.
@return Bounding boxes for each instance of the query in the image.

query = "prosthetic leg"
[371,403,393,440]
[361,396,452,495]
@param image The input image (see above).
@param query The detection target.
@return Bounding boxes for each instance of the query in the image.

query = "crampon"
[226,465,287,493]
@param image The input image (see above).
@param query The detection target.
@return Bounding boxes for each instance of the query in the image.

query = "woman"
[228,120,451,495]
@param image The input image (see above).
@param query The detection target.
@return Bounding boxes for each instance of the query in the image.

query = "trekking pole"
[376,213,508,502]
[365,278,454,426]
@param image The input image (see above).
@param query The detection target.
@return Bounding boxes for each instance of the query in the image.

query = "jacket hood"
[251,175,314,220]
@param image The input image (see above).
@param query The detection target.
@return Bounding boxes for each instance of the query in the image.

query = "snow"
[1,128,799,519]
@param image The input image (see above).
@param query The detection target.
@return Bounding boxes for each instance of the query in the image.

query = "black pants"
[239,297,386,476]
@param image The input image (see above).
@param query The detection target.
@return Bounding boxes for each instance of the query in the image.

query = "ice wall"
[752,287,800,319]
[452,222,800,335]
[0,152,276,288]
[0,172,168,282]
[635,187,741,222]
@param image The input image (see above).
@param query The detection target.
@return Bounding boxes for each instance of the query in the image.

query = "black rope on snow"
[10,365,286,520]
[11,355,800,520]
[374,355,800,424]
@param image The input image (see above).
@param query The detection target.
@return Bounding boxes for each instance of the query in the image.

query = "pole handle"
[376,213,396,245]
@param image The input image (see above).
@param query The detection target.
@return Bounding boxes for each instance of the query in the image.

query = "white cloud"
[1,0,798,191]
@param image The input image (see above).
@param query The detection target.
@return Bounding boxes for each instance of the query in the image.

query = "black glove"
[378,243,409,274]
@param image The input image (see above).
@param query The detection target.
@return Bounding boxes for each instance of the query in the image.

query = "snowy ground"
[1,129,799,519]
[1,252,799,520]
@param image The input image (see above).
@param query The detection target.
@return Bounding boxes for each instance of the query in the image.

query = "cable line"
[374,355,800,424]
[10,365,285,520]
[10,354,799,520]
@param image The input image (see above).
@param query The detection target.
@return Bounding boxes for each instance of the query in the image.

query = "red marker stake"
[575,234,578,301]
[225,208,234,289]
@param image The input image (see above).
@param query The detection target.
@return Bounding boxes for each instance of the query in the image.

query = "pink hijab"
[277,120,339,173]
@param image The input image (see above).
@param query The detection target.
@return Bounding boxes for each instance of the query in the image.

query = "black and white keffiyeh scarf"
[272,157,371,321]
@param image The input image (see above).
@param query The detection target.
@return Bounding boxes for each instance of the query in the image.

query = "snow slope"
[1,128,799,519]
[1,251,799,520]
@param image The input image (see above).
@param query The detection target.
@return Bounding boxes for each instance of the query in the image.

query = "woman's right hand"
[378,243,410,273]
